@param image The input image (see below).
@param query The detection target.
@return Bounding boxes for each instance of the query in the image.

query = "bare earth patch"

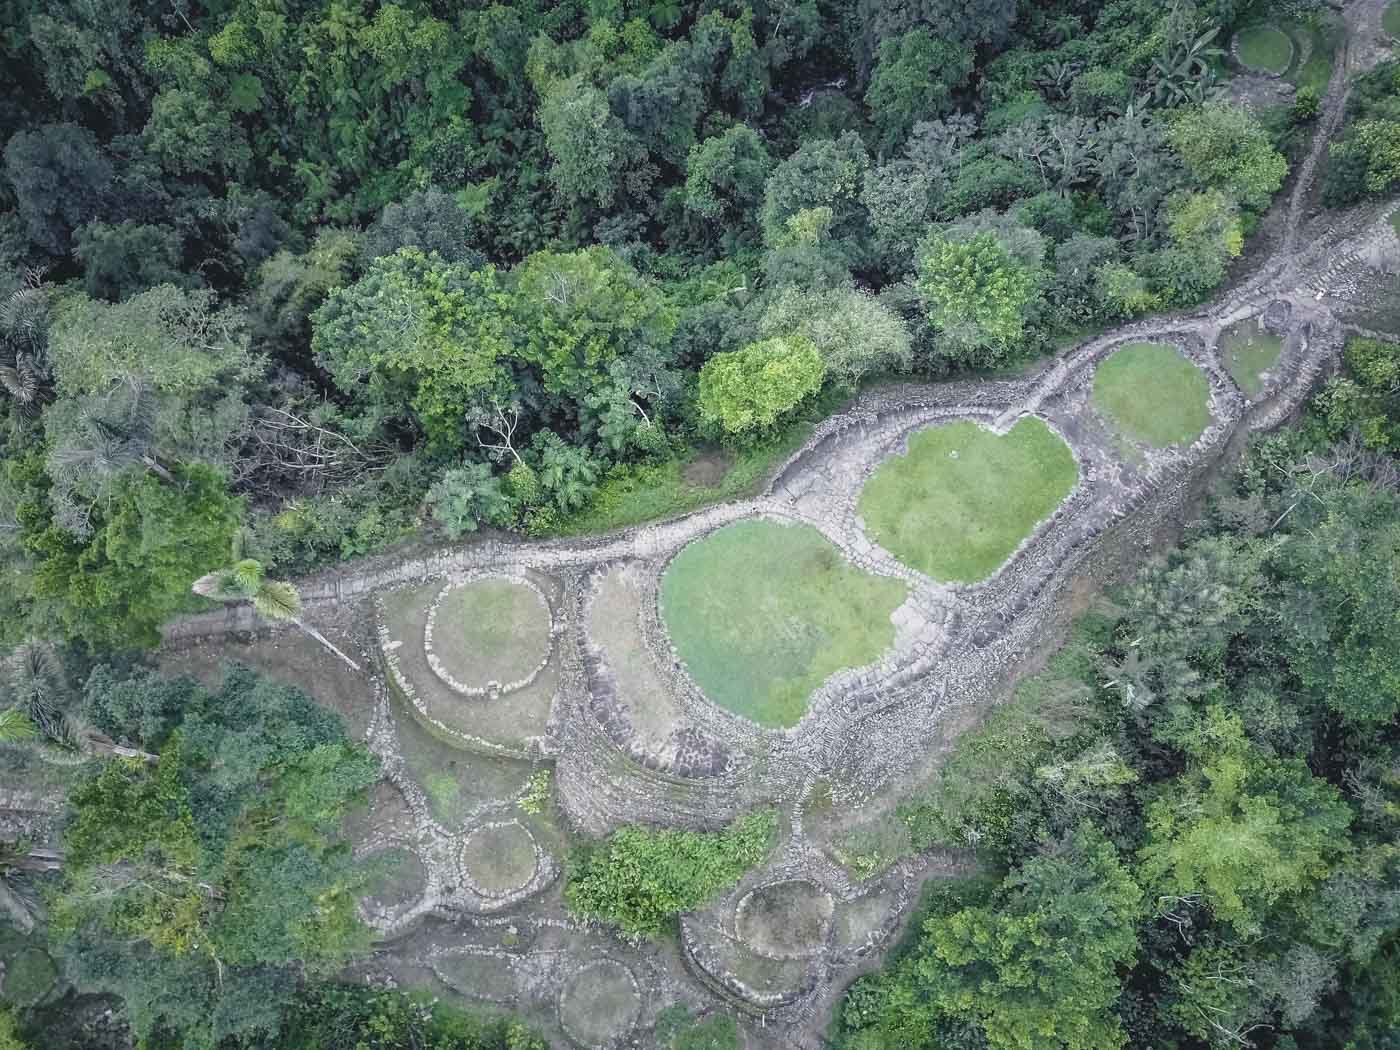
[557,960,641,1047]
[736,880,834,959]
[461,821,538,896]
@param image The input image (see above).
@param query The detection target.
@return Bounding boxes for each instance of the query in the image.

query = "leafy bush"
[564,811,778,937]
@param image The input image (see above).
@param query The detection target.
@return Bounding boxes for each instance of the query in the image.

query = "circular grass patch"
[858,417,1077,584]
[430,578,551,692]
[1092,343,1212,448]
[1218,320,1284,399]
[558,960,641,1048]
[361,847,426,914]
[736,880,834,959]
[660,520,907,729]
[1385,1,1400,39]
[1235,25,1293,75]
[461,821,538,896]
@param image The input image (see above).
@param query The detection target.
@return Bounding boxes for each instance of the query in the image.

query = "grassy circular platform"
[558,960,640,1047]
[1235,25,1293,75]
[858,417,1077,584]
[660,520,907,729]
[736,880,834,959]
[432,578,551,691]
[1218,321,1284,398]
[361,847,426,913]
[461,821,538,896]
[1092,343,1212,448]
[1385,1,1400,38]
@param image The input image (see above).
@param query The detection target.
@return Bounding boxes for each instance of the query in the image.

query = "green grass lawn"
[434,578,550,689]
[1287,17,1340,94]
[1235,25,1293,75]
[857,417,1078,584]
[1219,321,1285,398]
[1385,1,1400,38]
[660,520,907,728]
[1092,343,1213,448]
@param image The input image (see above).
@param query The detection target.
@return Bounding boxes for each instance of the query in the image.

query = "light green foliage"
[517,769,552,816]
[660,520,906,727]
[1138,709,1353,935]
[0,1011,28,1050]
[917,228,1042,366]
[29,464,241,650]
[858,418,1078,583]
[1317,337,1400,450]
[565,810,777,937]
[1352,118,1400,192]
[1164,189,1244,302]
[1094,262,1159,319]
[511,247,675,400]
[312,249,513,453]
[55,665,380,1047]
[843,829,1141,1050]
[866,29,973,149]
[427,464,514,537]
[697,334,825,436]
[1168,103,1287,212]
[1092,342,1212,447]
[759,285,912,387]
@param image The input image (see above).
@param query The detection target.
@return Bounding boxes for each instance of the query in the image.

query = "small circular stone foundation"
[558,959,641,1048]
[460,821,539,898]
[424,576,552,697]
[735,879,835,960]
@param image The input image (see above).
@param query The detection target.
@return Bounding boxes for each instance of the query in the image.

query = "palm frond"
[0,708,36,744]
[231,558,265,593]
[252,579,301,622]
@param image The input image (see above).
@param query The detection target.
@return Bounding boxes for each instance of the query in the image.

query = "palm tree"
[0,642,155,763]
[192,531,361,672]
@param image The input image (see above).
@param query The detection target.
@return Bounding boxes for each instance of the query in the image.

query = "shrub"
[564,811,778,937]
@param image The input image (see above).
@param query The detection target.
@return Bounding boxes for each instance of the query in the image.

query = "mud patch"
[558,959,641,1047]
[735,880,833,960]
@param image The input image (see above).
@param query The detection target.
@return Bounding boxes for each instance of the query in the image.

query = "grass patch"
[461,822,537,895]
[1219,321,1285,398]
[1385,1,1400,38]
[362,847,425,910]
[1288,17,1340,95]
[1092,342,1212,448]
[1235,25,1293,75]
[858,417,1078,584]
[660,521,906,728]
[433,579,550,690]
[0,928,57,1008]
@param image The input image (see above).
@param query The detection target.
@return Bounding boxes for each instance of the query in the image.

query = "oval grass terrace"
[856,416,1079,584]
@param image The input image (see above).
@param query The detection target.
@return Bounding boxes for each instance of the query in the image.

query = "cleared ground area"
[661,520,906,728]
[1092,342,1212,448]
[858,417,1078,583]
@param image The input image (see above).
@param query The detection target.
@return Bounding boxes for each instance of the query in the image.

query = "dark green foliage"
[841,407,1400,1048]
[274,983,547,1050]
[54,664,381,1049]
[565,810,778,937]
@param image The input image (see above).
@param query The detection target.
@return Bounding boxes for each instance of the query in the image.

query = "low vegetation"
[661,521,907,727]
[858,417,1078,582]
[565,811,777,938]
[1092,342,1212,447]
[1219,320,1285,398]
[1235,25,1294,75]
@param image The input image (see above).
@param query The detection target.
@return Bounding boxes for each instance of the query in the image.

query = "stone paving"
[151,3,1400,1043]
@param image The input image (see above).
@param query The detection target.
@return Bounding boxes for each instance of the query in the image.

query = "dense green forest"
[0,0,1318,653]
[834,344,1400,1049]
[0,0,1397,1046]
